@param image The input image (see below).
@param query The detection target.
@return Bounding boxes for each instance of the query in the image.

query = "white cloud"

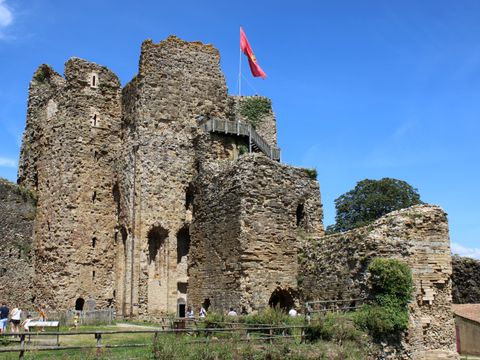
[0,156,16,168]
[451,242,480,260]
[0,0,13,38]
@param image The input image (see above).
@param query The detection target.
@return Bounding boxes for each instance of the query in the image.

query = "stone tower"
[18,59,122,310]
[116,37,231,317]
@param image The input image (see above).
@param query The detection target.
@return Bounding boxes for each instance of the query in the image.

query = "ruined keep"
[16,36,308,318]
[8,35,459,358]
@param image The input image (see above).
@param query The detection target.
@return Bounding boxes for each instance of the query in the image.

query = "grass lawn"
[0,322,373,360]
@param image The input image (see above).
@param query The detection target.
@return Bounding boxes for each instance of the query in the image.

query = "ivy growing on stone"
[239,97,271,128]
[238,144,248,156]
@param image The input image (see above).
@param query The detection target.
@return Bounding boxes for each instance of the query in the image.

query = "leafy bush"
[353,258,413,338]
[242,307,295,327]
[239,96,271,128]
[353,304,409,338]
[202,311,225,328]
[368,257,413,307]
[305,313,364,344]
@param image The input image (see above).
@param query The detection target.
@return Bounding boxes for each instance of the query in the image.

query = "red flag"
[240,27,267,79]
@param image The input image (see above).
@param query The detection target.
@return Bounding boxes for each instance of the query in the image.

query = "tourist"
[10,306,21,333]
[69,311,80,331]
[199,306,207,318]
[21,314,33,333]
[227,307,237,316]
[36,303,47,332]
[186,306,194,318]
[305,304,312,324]
[0,303,9,333]
[288,307,297,317]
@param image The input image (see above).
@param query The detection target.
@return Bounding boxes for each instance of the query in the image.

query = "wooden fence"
[0,323,306,359]
[27,309,115,326]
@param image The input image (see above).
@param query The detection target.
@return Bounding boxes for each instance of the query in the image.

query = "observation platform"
[199,119,281,161]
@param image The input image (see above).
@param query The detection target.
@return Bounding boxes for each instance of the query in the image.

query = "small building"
[453,303,480,356]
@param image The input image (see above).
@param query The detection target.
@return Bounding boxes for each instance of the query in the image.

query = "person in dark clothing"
[0,303,9,333]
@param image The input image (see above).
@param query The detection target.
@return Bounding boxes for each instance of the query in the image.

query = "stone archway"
[75,297,85,311]
[268,288,295,311]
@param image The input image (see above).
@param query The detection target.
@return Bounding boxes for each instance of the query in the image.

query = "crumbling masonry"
[10,35,458,358]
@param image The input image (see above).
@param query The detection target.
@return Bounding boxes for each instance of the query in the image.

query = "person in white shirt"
[227,308,237,317]
[186,306,194,318]
[288,308,297,317]
[10,307,21,333]
[199,306,206,318]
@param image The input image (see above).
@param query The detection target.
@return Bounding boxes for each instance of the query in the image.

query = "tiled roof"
[452,304,480,324]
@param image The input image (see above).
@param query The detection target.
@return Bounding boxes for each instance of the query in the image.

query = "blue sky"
[0,0,479,258]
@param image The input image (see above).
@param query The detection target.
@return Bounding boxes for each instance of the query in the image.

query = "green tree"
[327,178,422,233]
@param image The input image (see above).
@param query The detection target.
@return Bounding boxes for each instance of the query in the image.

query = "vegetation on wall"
[239,96,271,128]
[353,258,413,338]
[302,168,317,180]
[327,178,422,233]
[33,65,53,83]
[0,178,37,206]
[238,144,249,156]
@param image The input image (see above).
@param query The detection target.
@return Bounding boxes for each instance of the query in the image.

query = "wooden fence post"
[18,334,25,359]
[153,331,159,360]
[95,332,102,355]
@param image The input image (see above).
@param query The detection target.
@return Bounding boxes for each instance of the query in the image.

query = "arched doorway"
[75,297,85,311]
[268,288,295,311]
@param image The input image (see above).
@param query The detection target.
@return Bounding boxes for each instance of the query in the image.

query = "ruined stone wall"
[0,179,36,310]
[230,96,278,148]
[18,65,65,190]
[452,255,480,304]
[18,58,122,310]
[117,36,230,317]
[189,154,323,313]
[300,205,458,359]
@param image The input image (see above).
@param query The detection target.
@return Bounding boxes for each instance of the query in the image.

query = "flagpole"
[238,27,242,97]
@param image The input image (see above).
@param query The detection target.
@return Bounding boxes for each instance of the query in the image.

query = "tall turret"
[18,58,122,310]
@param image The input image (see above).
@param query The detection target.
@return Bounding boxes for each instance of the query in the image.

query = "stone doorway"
[75,297,85,311]
[178,302,186,318]
[268,288,295,310]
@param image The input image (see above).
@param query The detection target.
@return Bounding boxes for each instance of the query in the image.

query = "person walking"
[36,303,47,332]
[0,303,9,333]
[10,306,21,334]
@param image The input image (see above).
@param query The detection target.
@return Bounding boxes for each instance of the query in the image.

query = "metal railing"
[199,119,281,161]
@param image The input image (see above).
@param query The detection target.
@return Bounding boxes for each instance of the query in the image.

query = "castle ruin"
[3,35,459,358]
